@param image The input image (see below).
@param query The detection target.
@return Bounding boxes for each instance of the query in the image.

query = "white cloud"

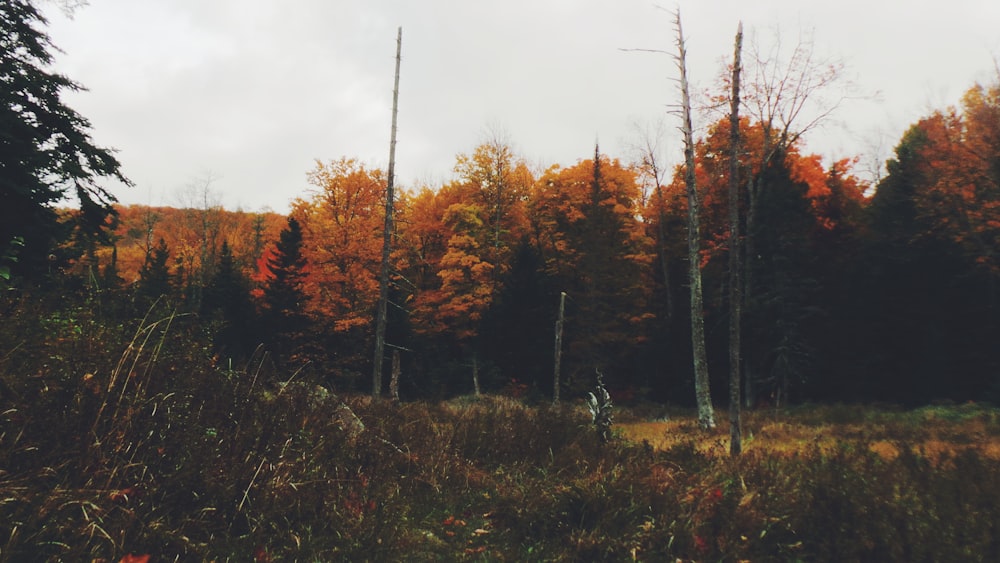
[40,0,1000,212]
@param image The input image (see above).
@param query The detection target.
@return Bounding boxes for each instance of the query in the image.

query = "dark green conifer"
[136,238,171,308]
[260,217,310,363]
[0,0,130,283]
[202,241,256,359]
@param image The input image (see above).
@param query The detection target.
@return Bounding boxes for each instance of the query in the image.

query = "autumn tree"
[437,138,532,345]
[295,158,386,336]
[102,205,284,288]
[453,131,533,273]
[401,140,533,393]
[913,85,1000,280]
[528,148,652,394]
[0,0,130,283]
[395,186,458,300]
[435,202,495,338]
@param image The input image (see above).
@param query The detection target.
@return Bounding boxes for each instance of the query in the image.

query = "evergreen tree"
[479,239,554,392]
[0,0,130,282]
[744,159,822,405]
[136,238,171,309]
[203,241,256,360]
[260,217,310,364]
[577,145,647,376]
[854,122,999,403]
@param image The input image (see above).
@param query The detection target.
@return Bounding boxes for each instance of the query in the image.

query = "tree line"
[3,0,998,407]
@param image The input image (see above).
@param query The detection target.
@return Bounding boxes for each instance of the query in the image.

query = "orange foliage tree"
[908,83,1000,277]
[404,140,532,344]
[292,158,387,335]
[99,204,284,292]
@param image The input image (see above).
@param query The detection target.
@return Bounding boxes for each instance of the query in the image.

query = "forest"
[3,0,1000,560]
[13,77,999,410]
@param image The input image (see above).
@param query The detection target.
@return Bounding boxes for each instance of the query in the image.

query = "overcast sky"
[42,0,1000,213]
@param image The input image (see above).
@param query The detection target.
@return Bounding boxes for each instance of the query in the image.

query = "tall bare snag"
[673,11,715,429]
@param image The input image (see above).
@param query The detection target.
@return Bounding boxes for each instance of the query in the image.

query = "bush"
[3,304,1000,562]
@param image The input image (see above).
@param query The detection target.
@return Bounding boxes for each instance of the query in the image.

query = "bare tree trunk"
[728,22,744,456]
[553,291,566,404]
[472,352,481,397]
[390,349,400,402]
[674,11,715,430]
[373,27,402,398]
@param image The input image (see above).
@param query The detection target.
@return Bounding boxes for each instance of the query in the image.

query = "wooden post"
[373,27,402,398]
[553,291,566,404]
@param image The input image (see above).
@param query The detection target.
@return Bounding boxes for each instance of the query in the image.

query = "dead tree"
[728,22,744,455]
[673,10,715,430]
[373,27,402,398]
[553,291,566,404]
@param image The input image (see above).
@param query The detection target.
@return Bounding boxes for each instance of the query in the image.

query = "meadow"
[2,309,1000,561]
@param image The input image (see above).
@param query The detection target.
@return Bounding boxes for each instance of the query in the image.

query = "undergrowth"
[2,301,1000,561]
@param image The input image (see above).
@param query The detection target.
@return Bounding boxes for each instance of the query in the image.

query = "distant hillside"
[99,204,287,284]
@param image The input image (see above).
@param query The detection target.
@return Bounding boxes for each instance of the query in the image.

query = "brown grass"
[618,404,1000,461]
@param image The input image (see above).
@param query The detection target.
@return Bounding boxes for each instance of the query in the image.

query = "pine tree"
[0,0,130,282]
[260,217,310,363]
[136,238,171,309]
[203,241,256,359]
[745,160,821,406]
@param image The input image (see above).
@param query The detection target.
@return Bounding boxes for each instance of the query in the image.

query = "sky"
[41,0,1000,214]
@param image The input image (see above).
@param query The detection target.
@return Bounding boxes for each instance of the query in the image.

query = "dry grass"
[4,296,1000,561]
[619,403,1000,461]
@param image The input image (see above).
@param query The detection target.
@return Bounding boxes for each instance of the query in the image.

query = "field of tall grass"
[2,305,1000,561]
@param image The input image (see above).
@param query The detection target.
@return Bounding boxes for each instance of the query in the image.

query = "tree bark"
[553,291,566,404]
[390,349,401,402]
[472,351,481,397]
[728,22,744,456]
[373,27,402,398]
[674,11,715,430]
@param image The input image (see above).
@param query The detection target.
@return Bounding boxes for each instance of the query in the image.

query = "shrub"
[3,309,1000,563]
